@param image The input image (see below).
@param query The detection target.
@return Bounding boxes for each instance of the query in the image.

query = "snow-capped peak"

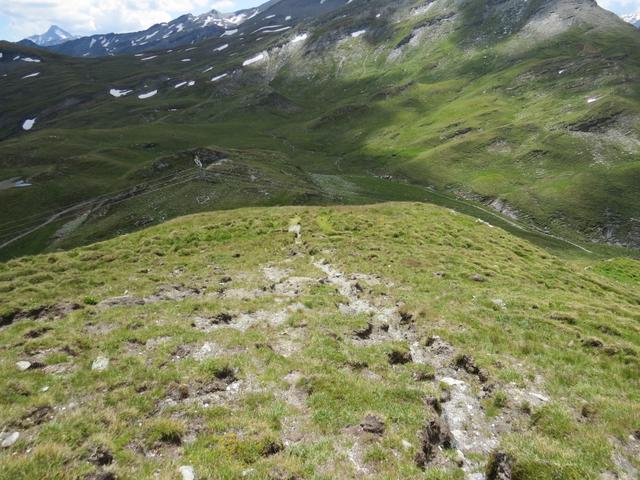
[26,25,77,47]
[193,8,258,29]
[621,12,640,27]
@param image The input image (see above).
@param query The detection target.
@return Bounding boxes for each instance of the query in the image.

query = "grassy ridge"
[0,202,638,479]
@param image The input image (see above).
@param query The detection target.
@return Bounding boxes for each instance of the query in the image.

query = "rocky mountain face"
[42,10,238,57]
[22,25,77,47]
[39,0,350,58]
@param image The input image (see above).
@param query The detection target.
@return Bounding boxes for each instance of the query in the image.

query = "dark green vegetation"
[0,0,639,259]
[0,203,639,479]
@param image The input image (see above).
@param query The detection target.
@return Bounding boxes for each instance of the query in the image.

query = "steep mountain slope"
[622,12,640,28]
[0,0,639,259]
[43,11,233,58]
[22,25,77,47]
[40,0,349,58]
[0,203,639,479]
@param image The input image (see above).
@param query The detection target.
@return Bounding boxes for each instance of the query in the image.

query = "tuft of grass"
[145,418,185,446]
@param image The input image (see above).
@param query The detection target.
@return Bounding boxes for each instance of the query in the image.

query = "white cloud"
[597,0,640,13]
[211,0,236,9]
[0,0,238,40]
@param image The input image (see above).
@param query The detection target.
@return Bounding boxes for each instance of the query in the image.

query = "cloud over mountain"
[0,0,239,41]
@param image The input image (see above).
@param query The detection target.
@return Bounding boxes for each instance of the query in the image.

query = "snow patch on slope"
[138,90,158,99]
[211,73,228,82]
[110,88,132,97]
[243,53,265,66]
[22,118,36,130]
[291,33,309,44]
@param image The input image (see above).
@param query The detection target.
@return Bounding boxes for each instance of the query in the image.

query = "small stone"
[288,224,301,236]
[455,449,465,467]
[441,376,465,387]
[16,361,32,371]
[361,415,385,435]
[1,431,19,448]
[492,299,506,309]
[401,439,413,450]
[92,356,109,372]
[179,465,195,480]
[529,392,549,403]
[470,273,486,282]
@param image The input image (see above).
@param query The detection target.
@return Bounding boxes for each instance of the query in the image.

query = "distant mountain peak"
[26,25,77,47]
[621,12,640,27]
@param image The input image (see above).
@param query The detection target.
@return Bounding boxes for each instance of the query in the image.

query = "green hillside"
[2,1,640,478]
[0,0,639,259]
[0,202,639,479]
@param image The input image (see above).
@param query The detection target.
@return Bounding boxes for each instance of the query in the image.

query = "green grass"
[0,202,638,478]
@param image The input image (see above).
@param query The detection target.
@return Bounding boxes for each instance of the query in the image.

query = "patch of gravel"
[98,285,202,308]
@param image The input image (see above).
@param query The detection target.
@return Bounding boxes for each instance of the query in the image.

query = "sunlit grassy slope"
[0,202,639,479]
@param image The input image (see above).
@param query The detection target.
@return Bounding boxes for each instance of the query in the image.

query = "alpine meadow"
[0,1,639,479]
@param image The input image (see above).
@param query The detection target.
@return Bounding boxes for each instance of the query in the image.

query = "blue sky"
[0,0,638,42]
